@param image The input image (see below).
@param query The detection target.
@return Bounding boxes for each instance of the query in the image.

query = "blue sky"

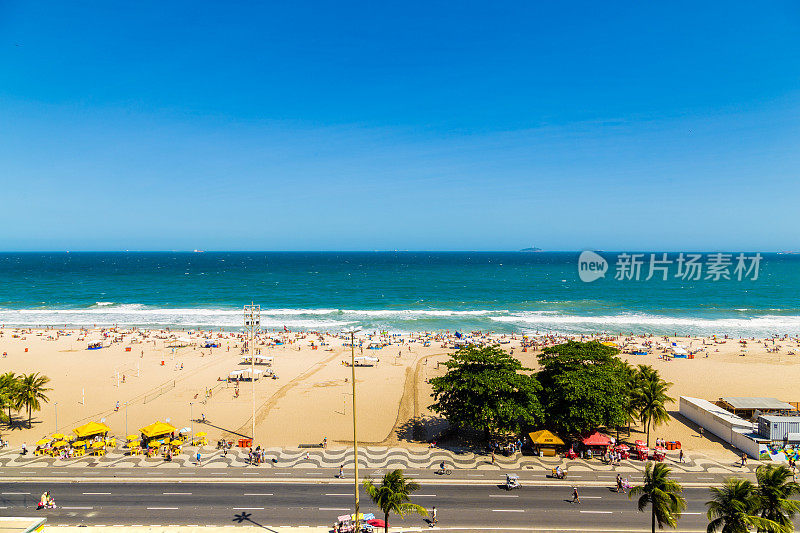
[1,1,799,251]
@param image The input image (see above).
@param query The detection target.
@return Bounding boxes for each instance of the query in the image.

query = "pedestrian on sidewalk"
[338,464,343,478]
[741,453,747,467]
[196,451,201,465]
[678,449,684,463]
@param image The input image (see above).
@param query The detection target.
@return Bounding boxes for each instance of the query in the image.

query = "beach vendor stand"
[139,421,177,457]
[334,513,375,533]
[528,429,564,457]
[581,431,613,458]
[73,421,112,443]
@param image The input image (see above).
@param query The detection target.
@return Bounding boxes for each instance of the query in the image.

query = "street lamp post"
[243,304,261,441]
[344,326,362,532]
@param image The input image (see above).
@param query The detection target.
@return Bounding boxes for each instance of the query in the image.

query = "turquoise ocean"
[0,252,798,336]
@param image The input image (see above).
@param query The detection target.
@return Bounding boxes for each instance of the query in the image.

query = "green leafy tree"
[633,365,674,447]
[707,478,785,533]
[630,462,686,533]
[754,464,800,532]
[536,341,628,435]
[364,469,428,533]
[429,345,542,440]
[15,373,51,429]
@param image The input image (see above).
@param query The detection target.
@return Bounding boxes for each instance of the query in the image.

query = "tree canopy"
[429,345,542,439]
[537,341,629,435]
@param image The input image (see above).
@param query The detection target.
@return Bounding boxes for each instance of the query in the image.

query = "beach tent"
[74,421,111,438]
[140,421,177,438]
[582,431,613,447]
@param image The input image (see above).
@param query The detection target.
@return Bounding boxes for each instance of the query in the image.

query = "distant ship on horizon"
[519,246,543,252]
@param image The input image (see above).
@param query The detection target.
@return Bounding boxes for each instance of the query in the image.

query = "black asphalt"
[0,481,755,531]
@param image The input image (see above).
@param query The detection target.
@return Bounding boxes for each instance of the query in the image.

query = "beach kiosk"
[581,431,613,458]
[528,429,564,457]
[140,421,177,457]
[74,421,111,440]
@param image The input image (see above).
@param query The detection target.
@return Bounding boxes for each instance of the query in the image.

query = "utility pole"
[243,303,261,441]
[345,327,362,533]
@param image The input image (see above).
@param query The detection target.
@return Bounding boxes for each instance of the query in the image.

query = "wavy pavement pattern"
[0,446,745,474]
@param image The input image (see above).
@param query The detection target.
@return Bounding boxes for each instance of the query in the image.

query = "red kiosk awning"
[582,431,613,447]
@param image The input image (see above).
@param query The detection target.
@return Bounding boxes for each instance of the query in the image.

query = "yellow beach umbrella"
[126,441,139,449]
[73,421,111,439]
[72,441,87,448]
[195,431,207,437]
[51,433,64,440]
[52,440,68,448]
[91,441,105,449]
[170,439,183,446]
[127,435,139,441]
[139,421,177,438]
[35,438,52,446]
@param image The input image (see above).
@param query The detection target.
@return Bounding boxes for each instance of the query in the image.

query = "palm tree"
[0,372,19,425]
[621,362,639,438]
[707,478,785,533]
[630,462,686,533]
[364,469,428,533]
[755,464,800,532]
[15,373,50,429]
[634,366,674,447]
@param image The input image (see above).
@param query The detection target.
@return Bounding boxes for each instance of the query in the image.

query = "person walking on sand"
[571,486,581,504]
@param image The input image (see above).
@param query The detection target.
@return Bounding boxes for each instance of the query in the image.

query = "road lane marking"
[415,494,437,497]
[244,493,273,496]
[684,512,703,515]
[163,492,192,495]
[83,492,112,495]
[233,507,264,510]
[146,507,180,510]
[2,492,30,495]
[62,507,94,510]
[490,495,519,498]
[320,508,350,511]
[243,472,259,475]
[492,509,524,512]
[580,511,612,514]
[325,493,351,496]
[582,496,602,499]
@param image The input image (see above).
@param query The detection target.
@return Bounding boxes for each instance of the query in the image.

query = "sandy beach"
[1,327,799,463]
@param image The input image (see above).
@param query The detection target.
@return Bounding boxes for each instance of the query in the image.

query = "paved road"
[0,481,743,531]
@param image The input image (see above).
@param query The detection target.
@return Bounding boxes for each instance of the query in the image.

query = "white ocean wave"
[0,305,797,335]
